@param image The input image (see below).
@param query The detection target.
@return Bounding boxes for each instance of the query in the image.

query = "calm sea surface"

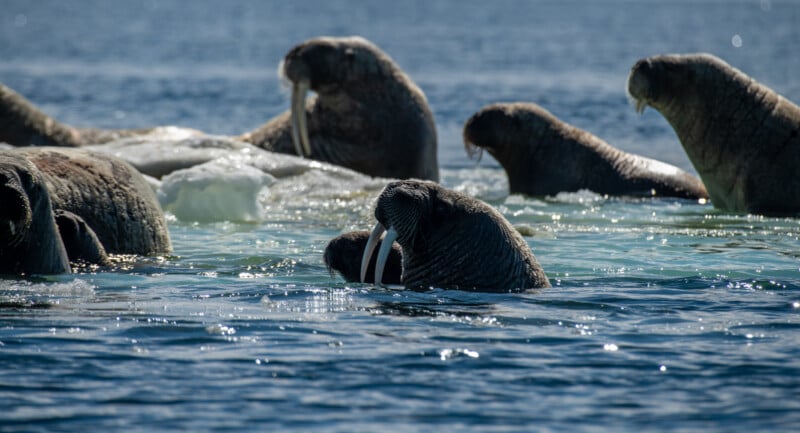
[2,1,800,432]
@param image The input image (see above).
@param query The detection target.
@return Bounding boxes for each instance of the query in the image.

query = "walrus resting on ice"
[360,180,550,292]
[0,83,161,147]
[324,230,402,284]
[463,102,708,199]
[239,36,440,181]
[0,147,172,275]
[627,53,800,215]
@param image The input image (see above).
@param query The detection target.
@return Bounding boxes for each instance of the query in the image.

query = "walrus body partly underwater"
[627,53,800,215]
[0,147,172,275]
[463,102,708,199]
[360,180,550,292]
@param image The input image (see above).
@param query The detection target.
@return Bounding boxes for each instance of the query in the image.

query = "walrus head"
[280,36,400,158]
[626,53,734,115]
[361,180,550,291]
[0,156,37,249]
[256,36,438,182]
[0,152,71,274]
[463,102,567,163]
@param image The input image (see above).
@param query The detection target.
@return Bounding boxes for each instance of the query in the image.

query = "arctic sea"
[1,1,799,432]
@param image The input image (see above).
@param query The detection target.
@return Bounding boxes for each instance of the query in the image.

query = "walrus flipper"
[54,210,111,267]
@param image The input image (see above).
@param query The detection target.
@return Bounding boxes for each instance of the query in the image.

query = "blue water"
[2,1,800,432]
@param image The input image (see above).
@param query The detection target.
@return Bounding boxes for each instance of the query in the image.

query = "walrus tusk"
[633,98,647,114]
[290,80,312,157]
[374,227,398,287]
[361,222,385,283]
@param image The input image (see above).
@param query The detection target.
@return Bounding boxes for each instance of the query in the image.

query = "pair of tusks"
[360,222,399,286]
[290,80,313,158]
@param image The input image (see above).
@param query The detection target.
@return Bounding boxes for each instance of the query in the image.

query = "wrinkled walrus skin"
[0,147,171,275]
[239,36,440,182]
[463,102,708,199]
[361,180,550,292]
[628,53,800,215]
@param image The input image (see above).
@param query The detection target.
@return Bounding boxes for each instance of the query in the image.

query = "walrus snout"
[463,108,497,161]
[324,230,402,284]
[464,103,549,161]
[628,59,655,113]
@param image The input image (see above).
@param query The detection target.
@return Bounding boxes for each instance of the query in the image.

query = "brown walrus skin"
[238,36,440,182]
[628,53,800,215]
[0,83,157,147]
[463,102,708,200]
[362,180,550,292]
[324,230,402,285]
[0,147,171,275]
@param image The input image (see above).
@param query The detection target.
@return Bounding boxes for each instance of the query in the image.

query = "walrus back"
[16,147,172,255]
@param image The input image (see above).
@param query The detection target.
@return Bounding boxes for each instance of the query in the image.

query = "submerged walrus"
[324,230,402,284]
[239,36,440,181]
[0,147,172,275]
[360,180,550,292]
[0,83,158,147]
[463,102,708,199]
[627,53,800,215]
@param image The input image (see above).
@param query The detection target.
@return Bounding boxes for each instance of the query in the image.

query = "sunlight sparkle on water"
[439,348,480,361]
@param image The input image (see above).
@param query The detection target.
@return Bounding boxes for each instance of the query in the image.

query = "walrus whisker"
[361,222,386,283]
[634,98,647,114]
[276,59,292,91]
[464,140,484,163]
[374,227,398,287]
[290,80,312,157]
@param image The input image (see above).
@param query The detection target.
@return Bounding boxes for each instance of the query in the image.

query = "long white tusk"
[374,227,398,287]
[290,79,312,157]
[361,222,386,283]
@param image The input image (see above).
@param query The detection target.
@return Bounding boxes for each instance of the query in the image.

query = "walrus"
[323,230,402,284]
[0,147,172,275]
[627,53,800,214]
[463,102,708,199]
[360,180,550,292]
[0,83,160,147]
[238,36,440,181]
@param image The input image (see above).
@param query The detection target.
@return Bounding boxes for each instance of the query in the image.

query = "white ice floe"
[90,131,388,223]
